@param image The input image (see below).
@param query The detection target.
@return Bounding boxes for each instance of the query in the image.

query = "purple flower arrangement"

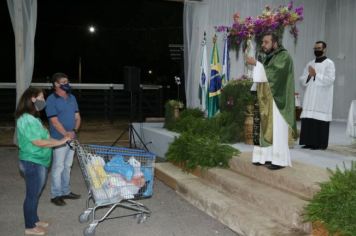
[216,1,304,48]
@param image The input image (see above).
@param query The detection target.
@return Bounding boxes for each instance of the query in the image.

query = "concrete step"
[155,163,308,236]
[199,167,311,232]
[229,152,330,200]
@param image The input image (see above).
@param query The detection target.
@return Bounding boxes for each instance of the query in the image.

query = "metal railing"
[0,83,171,122]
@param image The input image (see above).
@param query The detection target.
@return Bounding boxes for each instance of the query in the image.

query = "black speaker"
[123,66,141,92]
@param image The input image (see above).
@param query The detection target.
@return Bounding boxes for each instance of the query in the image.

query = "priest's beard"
[264,47,275,55]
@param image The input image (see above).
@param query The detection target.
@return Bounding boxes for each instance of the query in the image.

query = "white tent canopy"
[184,0,356,121]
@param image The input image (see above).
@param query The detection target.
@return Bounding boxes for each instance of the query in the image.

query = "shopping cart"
[74,141,156,236]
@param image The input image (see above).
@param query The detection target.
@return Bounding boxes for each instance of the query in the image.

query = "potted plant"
[303,162,356,236]
[164,100,184,129]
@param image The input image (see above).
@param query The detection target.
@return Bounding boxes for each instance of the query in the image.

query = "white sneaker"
[25,226,45,235]
[35,221,49,228]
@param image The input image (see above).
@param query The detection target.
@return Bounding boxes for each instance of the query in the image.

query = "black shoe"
[62,192,81,199]
[267,164,285,170]
[311,146,327,150]
[51,197,66,206]
[252,162,263,166]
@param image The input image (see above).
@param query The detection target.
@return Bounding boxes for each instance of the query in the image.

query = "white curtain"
[325,0,356,120]
[7,0,37,105]
[184,0,356,120]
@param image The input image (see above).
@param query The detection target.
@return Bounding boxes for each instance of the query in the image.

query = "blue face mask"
[60,83,71,93]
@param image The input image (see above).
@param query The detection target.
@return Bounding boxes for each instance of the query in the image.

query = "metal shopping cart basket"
[74,141,156,236]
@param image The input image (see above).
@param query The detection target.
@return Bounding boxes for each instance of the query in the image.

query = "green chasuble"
[257,47,297,147]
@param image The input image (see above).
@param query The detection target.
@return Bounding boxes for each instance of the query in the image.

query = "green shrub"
[165,80,255,143]
[170,108,205,133]
[303,162,356,236]
[163,79,254,170]
[179,108,205,119]
[166,132,239,171]
[214,112,241,142]
[220,79,255,142]
[220,79,254,113]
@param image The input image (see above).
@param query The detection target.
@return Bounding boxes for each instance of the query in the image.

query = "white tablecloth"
[346,100,356,137]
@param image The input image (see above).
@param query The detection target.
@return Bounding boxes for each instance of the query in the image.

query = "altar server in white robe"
[299,41,335,150]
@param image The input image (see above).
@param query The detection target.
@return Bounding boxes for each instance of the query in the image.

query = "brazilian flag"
[208,35,222,118]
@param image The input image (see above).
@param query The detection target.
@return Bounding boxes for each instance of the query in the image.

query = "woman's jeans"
[19,160,47,229]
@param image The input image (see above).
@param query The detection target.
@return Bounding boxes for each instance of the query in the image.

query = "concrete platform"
[229,153,330,200]
[199,166,310,231]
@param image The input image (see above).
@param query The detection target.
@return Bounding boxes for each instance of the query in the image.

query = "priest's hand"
[246,56,256,66]
[308,66,316,77]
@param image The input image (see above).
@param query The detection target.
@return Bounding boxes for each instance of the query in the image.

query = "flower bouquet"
[216,1,304,52]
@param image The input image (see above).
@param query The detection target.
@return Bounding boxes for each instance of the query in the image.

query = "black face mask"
[60,83,71,93]
[314,50,323,57]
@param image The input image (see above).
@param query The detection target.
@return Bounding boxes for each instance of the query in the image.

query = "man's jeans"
[19,160,47,229]
[51,144,74,198]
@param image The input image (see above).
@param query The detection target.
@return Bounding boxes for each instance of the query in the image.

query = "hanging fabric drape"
[7,0,37,105]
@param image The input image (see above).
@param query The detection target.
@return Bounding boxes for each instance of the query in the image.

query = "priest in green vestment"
[246,32,297,170]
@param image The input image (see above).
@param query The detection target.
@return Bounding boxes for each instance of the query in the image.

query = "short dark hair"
[51,72,68,86]
[15,87,43,119]
[315,41,327,48]
[263,32,280,45]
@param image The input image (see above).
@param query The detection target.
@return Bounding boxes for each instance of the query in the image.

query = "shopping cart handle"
[67,141,74,150]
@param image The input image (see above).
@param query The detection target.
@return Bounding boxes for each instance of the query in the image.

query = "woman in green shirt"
[15,87,71,236]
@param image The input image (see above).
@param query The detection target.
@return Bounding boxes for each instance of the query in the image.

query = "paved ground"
[0,120,238,236]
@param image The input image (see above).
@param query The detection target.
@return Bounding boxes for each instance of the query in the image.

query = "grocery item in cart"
[104,155,134,181]
[86,154,107,189]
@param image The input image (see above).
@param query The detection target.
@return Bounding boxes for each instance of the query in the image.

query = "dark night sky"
[1,0,183,84]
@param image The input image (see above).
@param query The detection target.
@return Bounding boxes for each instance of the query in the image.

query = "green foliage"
[179,108,204,119]
[163,80,254,170]
[303,162,356,236]
[214,112,241,143]
[220,79,254,114]
[166,132,239,171]
[166,80,255,143]
[170,108,205,133]
[220,79,255,142]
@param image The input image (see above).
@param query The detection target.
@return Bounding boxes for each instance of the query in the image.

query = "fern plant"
[166,132,239,171]
[303,162,356,236]
[163,79,254,170]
